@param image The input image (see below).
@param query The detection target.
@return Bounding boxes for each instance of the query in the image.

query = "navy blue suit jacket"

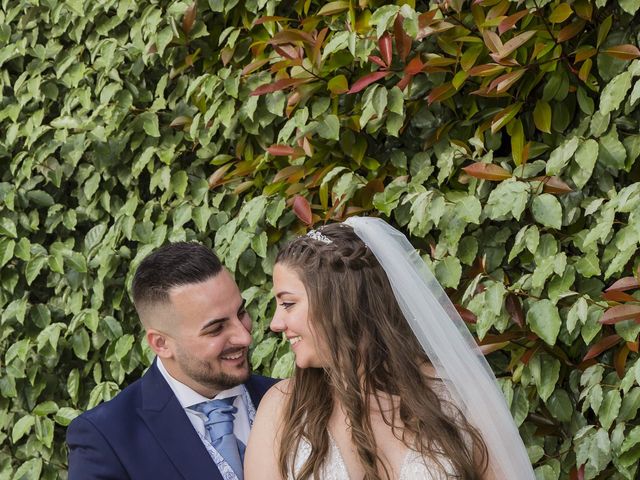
[67,361,277,479]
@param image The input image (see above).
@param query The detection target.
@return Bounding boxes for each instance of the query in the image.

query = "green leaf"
[600,71,632,116]
[530,353,560,402]
[12,415,35,443]
[533,100,552,133]
[369,5,400,37]
[140,112,161,137]
[0,238,15,268]
[599,389,621,430]
[546,136,579,175]
[71,328,90,360]
[67,369,80,404]
[251,337,277,368]
[571,139,598,189]
[485,180,529,220]
[532,194,562,229]
[0,217,17,238]
[328,74,349,95]
[598,127,627,171]
[54,407,81,427]
[271,351,295,378]
[434,256,462,288]
[114,334,135,360]
[527,299,561,345]
[316,114,340,141]
[546,389,573,422]
[12,458,43,480]
[33,401,59,416]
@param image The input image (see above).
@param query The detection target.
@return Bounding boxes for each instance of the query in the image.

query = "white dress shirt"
[156,358,251,445]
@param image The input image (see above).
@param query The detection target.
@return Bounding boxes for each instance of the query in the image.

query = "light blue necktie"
[191,397,245,479]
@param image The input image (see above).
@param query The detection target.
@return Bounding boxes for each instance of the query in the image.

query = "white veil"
[345,216,535,479]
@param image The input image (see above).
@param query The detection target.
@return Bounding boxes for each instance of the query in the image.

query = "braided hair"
[275,223,487,480]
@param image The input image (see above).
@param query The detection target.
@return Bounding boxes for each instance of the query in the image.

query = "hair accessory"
[306,229,332,244]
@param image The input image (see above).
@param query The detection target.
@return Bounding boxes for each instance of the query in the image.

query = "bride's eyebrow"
[275,291,293,299]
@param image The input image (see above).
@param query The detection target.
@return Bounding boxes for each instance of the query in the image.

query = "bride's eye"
[280,302,294,310]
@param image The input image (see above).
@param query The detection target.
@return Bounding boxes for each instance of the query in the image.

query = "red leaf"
[348,71,390,94]
[169,116,191,129]
[454,304,477,323]
[394,14,412,62]
[427,83,455,105]
[462,162,512,181]
[208,164,232,188]
[583,334,621,360]
[182,2,197,34]
[313,28,329,67]
[251,78,308,96]
[521,344,540,365]
[269,30,315,46]
[273,165,306,183]
[601,44,640,60]
[615,344,630,378]
[368,55,387,68]
[379,32,392,67]
[600,304,640,325]
[530,176,574,194]
[266,145,295,156]
[628,340,639,353]
[293,195,313,225]
[605,276,640,292]
[498,10,529,35]
[505,294,524,327]
[468,64,506,77]
[241,58,270,76]
[557,20,586,43]
[603,291,638,303]
[570,465,585,480]
[396,74,413,91]
[405,56,424,75]
[479,342,510,355]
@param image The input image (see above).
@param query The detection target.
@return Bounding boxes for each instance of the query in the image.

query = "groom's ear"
[146,329,173,358]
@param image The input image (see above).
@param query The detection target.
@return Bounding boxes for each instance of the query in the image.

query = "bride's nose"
[270,313,285,333]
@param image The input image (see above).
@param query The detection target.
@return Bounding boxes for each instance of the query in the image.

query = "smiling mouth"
[220,348,246,360]
[289,336,301,345]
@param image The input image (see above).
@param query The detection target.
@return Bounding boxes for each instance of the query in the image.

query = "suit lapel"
[138,361,223,480]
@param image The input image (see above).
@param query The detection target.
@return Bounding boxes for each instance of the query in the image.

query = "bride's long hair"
[274,223,488,480]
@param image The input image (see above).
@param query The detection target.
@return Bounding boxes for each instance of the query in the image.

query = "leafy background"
[1,0,640,478]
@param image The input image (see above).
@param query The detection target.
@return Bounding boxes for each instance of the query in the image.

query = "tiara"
[306,229,332,244]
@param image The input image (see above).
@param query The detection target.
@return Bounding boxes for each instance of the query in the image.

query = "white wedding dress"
[289,435,457,480]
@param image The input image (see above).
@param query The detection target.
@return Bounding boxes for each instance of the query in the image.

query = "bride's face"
[270,263,328,369]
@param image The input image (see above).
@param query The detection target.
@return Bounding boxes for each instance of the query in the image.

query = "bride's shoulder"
[256,378,292,416]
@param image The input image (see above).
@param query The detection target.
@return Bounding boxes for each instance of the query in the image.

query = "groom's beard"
[174,346,251,391]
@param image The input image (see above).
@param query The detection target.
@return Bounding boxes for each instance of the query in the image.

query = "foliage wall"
[1,0,640,478]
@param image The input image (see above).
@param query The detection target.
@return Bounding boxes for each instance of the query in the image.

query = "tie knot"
[190,397,238,435]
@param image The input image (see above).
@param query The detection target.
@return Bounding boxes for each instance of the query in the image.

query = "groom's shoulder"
[245,374,280,402]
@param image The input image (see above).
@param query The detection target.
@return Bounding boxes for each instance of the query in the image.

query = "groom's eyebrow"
[199,299,246,332]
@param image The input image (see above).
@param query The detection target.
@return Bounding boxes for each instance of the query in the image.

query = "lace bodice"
[289,436,456,480]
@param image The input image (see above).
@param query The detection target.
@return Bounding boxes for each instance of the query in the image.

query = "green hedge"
[1,0,640,478]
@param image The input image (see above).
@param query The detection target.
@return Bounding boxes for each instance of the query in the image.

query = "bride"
[244,217,534,479]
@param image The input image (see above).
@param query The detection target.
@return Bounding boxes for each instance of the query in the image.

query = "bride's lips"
[288,336,302,349]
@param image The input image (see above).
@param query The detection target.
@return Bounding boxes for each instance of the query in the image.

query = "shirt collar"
[156,357,245,410]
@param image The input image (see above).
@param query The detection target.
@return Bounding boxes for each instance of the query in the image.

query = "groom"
[67,242,277,479]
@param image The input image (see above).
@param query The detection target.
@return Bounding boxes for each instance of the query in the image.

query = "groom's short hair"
[131,242,223,312]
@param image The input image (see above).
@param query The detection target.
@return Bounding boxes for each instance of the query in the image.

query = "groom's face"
[162,269,252,397]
